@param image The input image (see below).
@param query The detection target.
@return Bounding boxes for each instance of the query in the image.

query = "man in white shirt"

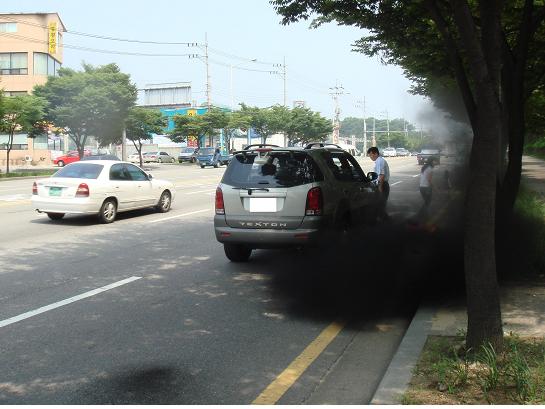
[367,147,390,221]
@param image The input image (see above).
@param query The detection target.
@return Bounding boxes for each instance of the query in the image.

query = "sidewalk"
[371,155,545,404]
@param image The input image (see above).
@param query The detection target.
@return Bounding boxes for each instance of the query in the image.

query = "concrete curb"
[370,304,435,404]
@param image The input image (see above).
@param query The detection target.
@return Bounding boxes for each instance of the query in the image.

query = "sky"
[5,0,436,127]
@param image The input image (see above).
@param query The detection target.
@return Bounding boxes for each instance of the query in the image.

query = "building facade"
[0,12,66,168]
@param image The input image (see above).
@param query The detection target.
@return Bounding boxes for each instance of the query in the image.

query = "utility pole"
[121,128,127,161]
[329,82,346,145]
[386,110,390,147]
[372,116,376,147]
[205,33,211,112]
[356,98,367,153]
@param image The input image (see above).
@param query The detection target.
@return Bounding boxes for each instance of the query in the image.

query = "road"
[0,156,456,404]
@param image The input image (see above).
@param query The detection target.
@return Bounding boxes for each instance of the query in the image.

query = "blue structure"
[159,106,234,153]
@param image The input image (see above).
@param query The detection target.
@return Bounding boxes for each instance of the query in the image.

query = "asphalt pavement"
[0,156,457,404]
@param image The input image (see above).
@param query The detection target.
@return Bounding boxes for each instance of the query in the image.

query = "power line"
[0,15,199,45]
[0,32,199,57]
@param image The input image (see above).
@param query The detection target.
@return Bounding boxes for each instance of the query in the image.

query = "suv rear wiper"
[232,187,270,195]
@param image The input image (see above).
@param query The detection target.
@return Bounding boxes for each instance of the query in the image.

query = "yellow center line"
[252,321,345,405]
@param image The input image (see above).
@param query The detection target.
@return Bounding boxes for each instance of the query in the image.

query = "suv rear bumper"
[214,215,325,248]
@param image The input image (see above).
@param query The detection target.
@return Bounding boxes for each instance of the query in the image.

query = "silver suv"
[214,143,380,262]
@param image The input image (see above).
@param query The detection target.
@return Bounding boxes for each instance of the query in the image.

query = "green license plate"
[49,187,62,196]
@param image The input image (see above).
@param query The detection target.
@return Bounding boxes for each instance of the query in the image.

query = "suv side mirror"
[367,171,378,181]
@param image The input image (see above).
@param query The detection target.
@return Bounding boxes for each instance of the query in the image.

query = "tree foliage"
[125,107,166,167]
[33,63,137,158]
[271,0,545,350]
[285,106,332,145]
[0,95,47,173]
[170,108,230,148]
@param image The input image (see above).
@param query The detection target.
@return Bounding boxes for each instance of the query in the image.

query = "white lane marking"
[146,208,212,224]
[0,194,30,201]
[0,276,142,329]
[186,189,216,195]
[390,181,403,186]
[412,174,420,178]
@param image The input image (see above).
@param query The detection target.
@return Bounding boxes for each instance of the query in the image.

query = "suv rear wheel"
[224,244,252,262]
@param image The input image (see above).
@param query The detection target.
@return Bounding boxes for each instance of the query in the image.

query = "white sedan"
[31,160,175,223]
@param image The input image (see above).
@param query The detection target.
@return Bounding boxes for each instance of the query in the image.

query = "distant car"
[31,161,175,223]
[82,154,121,161]
[52,150,91,167]
[142,151,175,163]
[395,148,410,157]
[382,147,397,157]
[214,143,380,262]
[417,148,441,165]
[178,147,199,163]
[128,153,142,163]
[196,148,231,168]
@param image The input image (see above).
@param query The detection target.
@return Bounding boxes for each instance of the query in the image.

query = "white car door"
[125,164,155,207]
[108,163,135,210]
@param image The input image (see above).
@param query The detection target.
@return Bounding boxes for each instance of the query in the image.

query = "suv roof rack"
[304,142,343,150]
[243,144,280,150]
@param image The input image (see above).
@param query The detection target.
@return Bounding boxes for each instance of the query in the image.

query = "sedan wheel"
[47,212,65,220]
[157,158,162,163]
[156,190,171,213]
[171,158,175,163]
[98,199,117,224]
[57,160,65,167]
[224,244,252,262]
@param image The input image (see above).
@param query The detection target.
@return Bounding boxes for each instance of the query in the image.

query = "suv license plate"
[249,198,276,212]
[49,187,62,196]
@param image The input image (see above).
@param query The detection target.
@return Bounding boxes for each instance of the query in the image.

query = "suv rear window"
[53,163,103,179]
[222,151,323,188]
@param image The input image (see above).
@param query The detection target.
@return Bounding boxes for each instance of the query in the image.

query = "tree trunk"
[6,147,11,174]
[6,131,14,174]
[450,0,504,351]
[464,133,504,351]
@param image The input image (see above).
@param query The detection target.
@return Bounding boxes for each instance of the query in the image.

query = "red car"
[53,150,91,167]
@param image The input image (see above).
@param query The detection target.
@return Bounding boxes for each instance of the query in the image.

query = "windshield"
[53,163,103,179]
[222,151,323,188]
[199,148,215,155]
[181,148,195,153]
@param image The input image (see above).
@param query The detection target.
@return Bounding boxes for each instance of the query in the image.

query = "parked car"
[178,147,199,163]
[214,143,380,262]
[395,148,410,157]
[31,161,175,223]
[128,152,142,163]
[142,151,175,163]
[52,150,91,167]
[196,148,231,168]
[82,154,121,161]
[417,148,441,165]
[382,147,397,157]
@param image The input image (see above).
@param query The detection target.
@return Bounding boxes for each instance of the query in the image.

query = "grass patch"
[512,185,545,274]
[403,334,545,404]
[498,183,545,279]
[0,169,56,178]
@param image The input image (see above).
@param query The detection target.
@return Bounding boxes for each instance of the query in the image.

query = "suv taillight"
[76,183,89,197]
[215,186,225,215]
[306,187,322,216]
[32,182,38,195]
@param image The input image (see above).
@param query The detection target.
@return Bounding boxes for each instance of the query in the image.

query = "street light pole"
[386,109,390,147]
[356,98,367,153]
